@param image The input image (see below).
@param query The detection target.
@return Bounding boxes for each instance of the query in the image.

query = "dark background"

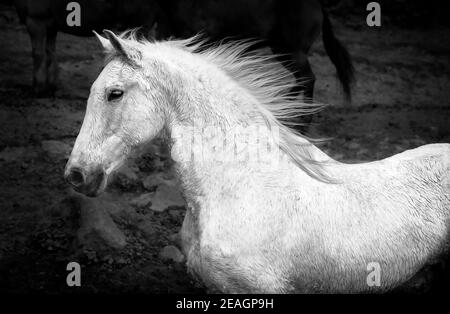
[0,0,449,293]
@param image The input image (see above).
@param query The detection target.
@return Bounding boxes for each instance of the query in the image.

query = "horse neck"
[166,65,273,189]
[164,59,333,204]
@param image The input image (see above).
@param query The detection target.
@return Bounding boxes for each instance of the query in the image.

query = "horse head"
[64,30,168,196]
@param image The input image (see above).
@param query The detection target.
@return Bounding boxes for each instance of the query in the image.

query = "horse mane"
[109,31,334,183]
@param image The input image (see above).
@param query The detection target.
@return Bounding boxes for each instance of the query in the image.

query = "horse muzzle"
[64,164,107,197]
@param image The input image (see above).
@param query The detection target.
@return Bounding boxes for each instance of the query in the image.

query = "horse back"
[389,143,450,164]
[387,144,450,194]
[155,0,322,44]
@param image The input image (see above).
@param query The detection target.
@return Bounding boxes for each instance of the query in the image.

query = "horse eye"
[107,89,124,102]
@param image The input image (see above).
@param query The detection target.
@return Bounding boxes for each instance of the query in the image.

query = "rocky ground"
[0,4,449,293]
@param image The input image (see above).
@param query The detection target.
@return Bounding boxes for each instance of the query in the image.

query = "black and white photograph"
[0,0,449,304]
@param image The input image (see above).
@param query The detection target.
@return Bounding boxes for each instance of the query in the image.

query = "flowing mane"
[104,31,334,182]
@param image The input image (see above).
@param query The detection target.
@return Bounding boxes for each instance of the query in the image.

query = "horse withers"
[64,31,450,293]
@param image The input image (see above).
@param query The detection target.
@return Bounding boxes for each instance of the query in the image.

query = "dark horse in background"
[15,0,354,106]
[14,0,167,94]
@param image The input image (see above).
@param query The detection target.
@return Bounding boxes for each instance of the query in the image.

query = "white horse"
[64,30,450,293]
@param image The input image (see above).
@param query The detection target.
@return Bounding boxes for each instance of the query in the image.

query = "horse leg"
[26,17,47,95]
[294,51,315,103]
[281,51,315,133]
[269,0,322,133]
[46,26,58,94]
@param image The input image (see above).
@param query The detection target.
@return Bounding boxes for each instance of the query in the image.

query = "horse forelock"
[102,30,334,182]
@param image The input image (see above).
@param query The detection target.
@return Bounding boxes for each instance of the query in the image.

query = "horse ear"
[102,29,142,64]
[93,30,113,52]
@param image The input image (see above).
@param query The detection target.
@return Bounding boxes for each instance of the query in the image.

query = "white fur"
[73,31,450,293]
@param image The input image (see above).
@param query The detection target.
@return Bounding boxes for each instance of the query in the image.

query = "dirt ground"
[0,4,449,293]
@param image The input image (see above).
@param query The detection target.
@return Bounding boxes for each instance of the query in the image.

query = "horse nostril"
[66,168,85,188]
